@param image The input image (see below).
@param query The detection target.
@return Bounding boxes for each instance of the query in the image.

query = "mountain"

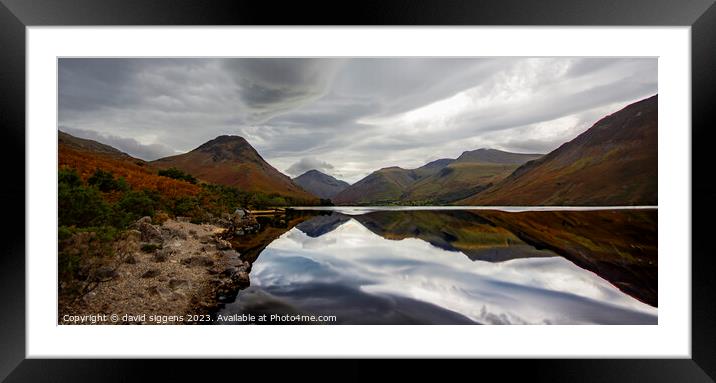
[402,149,542,203]
[461,95,658,206]
[292,170,350,199]
[151,135,318,203]
[332,166,420,205]
[332,149,541,205]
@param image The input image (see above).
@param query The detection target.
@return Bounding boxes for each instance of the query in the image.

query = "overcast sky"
[58,57,657,183]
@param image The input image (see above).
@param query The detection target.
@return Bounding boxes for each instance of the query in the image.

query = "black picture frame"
[1,0,714,381]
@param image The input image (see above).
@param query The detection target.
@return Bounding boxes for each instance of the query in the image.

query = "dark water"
[217,208,657,325]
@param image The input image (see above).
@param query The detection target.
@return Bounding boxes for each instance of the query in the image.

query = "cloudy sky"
[58,57,657,183]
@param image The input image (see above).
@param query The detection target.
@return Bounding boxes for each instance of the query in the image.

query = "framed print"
[1,0,714,381]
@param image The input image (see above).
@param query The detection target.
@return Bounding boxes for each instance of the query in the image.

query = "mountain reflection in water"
[218,209,657,325]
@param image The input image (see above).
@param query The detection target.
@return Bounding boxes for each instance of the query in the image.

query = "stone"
[220,267,236,278]
[215,239,232,250]
[236,271,250,284]
[141,225,162,243]
[168,278,190,290]
[141,268,161,278]
[153,248,172,262]
[147,285,172,299]
[180,256,214,267]
[94,266,118,281]
[124,254,138,264]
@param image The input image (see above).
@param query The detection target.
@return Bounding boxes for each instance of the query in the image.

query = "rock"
[147,285,172,299]
[220,267,236,278]
[124,254,138,264]
[215,238,232,250]
[94,266,118,281]
[234,229,245,236]
[181,256,214,267]
[176,216,191,223]
[135,218,162,243]
[125,229,142,242]
[236,271,250,284]
[153,248,172,262]
[206,267,222,275]
[141,268,161,278]
[234,208,246,219]
[168,278,190,290]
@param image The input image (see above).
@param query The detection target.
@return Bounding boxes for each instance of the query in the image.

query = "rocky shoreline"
[59,212,259,325]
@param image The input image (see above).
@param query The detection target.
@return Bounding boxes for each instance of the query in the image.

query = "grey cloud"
[58,57,657,181]
[222,58,343,124]
[285,157,337,177]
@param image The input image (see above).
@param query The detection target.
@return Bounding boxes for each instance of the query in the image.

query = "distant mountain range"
[292,170,350,199]
[150,135,318,203]
[332,148,542,205]
[59,94,657,207]
[462,95,657,206]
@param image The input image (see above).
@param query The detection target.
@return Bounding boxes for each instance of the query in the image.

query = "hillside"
[58,130,200,199]
[332,149,541,205]
[462,95,658,206]
[151,135,318,204]
[292,170,350,199]
[403,149,542,203]
[332,166,419,205]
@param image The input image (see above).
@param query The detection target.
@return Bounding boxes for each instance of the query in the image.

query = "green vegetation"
[158,167,198,184]
[88,168,129,192]
[58,164,320,300]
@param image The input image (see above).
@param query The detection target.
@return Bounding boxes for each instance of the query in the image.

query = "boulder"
[153,248,173,262]
[180,256,214,267]
[134,217,162,243]
[94,266,118,281]
[215,238,232,250]
[168,278,190,290]
[141,268,161,278]
[147,285,172,299]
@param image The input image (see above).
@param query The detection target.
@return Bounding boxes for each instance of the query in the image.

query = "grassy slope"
[461,95,658,206]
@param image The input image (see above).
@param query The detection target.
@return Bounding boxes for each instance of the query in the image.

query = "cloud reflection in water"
[221,217,657,325]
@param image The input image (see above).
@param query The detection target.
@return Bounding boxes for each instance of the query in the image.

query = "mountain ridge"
[461,95,658,206]
[150,135,319,203]
[293,169,350,199]
[332,148,542,205]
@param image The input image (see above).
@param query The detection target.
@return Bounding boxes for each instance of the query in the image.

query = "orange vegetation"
[59,145,200,199]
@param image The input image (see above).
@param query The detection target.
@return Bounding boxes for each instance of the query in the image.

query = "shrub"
[88,169,129,192]
[58,171,112,227]
[116,189,159,224]
[158,167,197,184]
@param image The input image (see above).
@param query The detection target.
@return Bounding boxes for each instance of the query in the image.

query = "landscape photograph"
[57,57,657,325]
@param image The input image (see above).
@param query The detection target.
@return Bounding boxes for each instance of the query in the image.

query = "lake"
[217,207,658,325]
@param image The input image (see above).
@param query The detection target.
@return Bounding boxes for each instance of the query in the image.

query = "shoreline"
[58,216,254,325]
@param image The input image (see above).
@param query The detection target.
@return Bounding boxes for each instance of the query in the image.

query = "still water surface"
[218,208,657,325]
